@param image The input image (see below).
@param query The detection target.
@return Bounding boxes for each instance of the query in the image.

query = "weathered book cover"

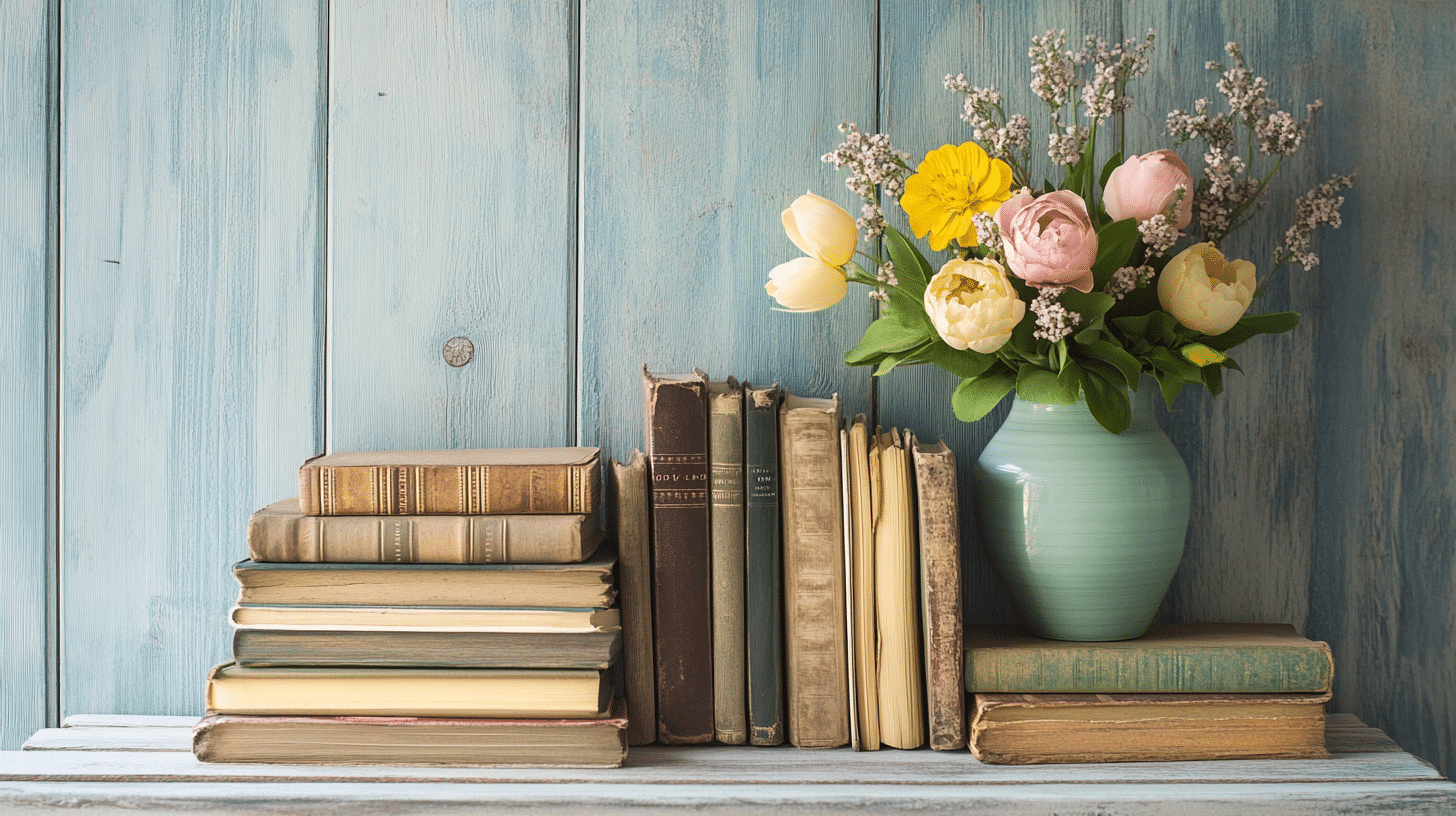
[611,450,657,746]
[964,623,1334,693]
[874,428,924,750]
[193,699,629,767]
[231,548,617,609]
[968,691,1331,764]
[910,433,965,751]
[846,416,879,750]
[248,499,602,563]
[743,383,784,746]
[232,628,622,669]
[642,367,714,744]
[779,391,849,749]
[297,447,600,516]
[708,377,747,745]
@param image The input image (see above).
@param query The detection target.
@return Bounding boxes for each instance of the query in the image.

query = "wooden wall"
[2,0,1451,778]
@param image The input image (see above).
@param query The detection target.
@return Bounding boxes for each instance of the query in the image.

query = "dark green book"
[233,628,622,669]
[743,383,784,746]
[964,623,1334,694]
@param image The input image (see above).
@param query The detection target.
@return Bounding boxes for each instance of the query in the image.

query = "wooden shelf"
[1,714,1453,814]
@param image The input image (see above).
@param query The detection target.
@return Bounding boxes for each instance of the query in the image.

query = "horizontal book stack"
[623,368,964,750]
[192,448,628,768]
[963,623,1335,764]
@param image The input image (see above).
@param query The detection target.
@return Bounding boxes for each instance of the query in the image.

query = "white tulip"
[765,256,848,312]
[1157,243,1256,335]
[923,258,1025,354]
[782,192,858,267]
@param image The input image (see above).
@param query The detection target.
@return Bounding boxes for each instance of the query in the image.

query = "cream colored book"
[205,663,612,718]
[847,416,879,750]
[230,605,620,633]
[875,428,924,749]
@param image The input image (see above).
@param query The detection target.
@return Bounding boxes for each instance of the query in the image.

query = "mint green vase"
[973,381,1190,641]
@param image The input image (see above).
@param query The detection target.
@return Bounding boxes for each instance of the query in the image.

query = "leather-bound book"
[707,377,747,744]
[611,450,657,746]
[910,433,964,750]
[743,383,785,746]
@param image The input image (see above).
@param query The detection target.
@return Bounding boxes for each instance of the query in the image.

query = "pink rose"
[1102,149,1193,229]
[995,189,1098,293]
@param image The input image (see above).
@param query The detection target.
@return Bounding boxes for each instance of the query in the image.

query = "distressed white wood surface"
[0,0,53,753]
[59,0,323,719]
[327,0,575,451]
[576,0,878,465]
[1,715,1453,815]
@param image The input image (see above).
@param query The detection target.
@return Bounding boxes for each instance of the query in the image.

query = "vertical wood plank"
[327,0,575,452]
[60,0,322,717]
[1304,0,1456,780]
[578,0,877,469]
[877,0,1116,626]
[0,0,54,750]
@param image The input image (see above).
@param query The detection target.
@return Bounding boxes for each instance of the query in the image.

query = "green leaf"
[882,224,933,290]
[873,338,935,376]
[921,342,996,379]
[843,317,933,365]
[1058,289,1116,324]
[880,282,934,333]
[1114,310,1181,347]
[1080,367,1133,433]
[1202,362,1226,395]
[953,370,1016,422]
[1057,356,1084,396]
[1078,338,1143,389]
[1201,311,1301,352]
[1098,151,1125,193]
[1016,366,1078,404]
[1091,218,1140,286]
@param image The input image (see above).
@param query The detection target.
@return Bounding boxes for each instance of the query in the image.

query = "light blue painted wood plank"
[326,0,575,451]
[578,0,877,468]
[59,0,323,718]
[0,0,55,752]
[876,1,1116,626]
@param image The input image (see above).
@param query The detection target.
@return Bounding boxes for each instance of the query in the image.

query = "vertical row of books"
[615,368,965,749]
[192,448,630,767]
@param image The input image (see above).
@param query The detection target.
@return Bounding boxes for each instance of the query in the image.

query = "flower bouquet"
[766,31,1351,434]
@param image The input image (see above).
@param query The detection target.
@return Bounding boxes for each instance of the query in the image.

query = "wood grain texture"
[0,0,54,753]
[59,0,322,718]
[326,0,575,451]
[576,0,877,466]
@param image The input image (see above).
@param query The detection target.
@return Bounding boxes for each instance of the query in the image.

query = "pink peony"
[1103,149,1194,229]
[995,189,1099,293]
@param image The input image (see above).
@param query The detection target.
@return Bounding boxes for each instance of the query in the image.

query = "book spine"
[232,629,622,670]
[779,393,849,749]
[911,435,965,751]
[298,461,599,516]
[248,509,600,564]
[874,429,924,750]
[643,368,714,744]
[612,451,657,746]
[743,384,784,746]
[847,418,879,751]
[963,642,1335,694]
[708,380,747,745]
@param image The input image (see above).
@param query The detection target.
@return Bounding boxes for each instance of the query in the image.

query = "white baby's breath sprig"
[1276,174,1355,271]
[1030,286,1081,342]
[1104,265,1156,301]
[945,77,1032,184]
[821,123,913,241]
[971,211,1003,257]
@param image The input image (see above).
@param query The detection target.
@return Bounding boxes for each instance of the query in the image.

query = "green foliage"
[953,368,1016,422]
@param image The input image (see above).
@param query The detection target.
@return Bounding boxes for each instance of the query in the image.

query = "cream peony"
[1103,149,1194,229]
[923,258,1026,353]
[1157,243,1256,335]
[782,191,858,267]
[995,189,1099,293]
[765,256,848,312]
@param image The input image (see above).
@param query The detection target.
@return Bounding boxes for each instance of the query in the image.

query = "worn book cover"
[611,450,657,746]
[232,628,622,670]
[708,377,747,745]
[779,391,849,749]
[743,383,785,746]
[846,416,879,751]
[231,547,617,609]
[193,699,629,767]
[248,498,602,563]
[910,433,965,751]
[874,428,924,750]
[969,691,1331,764]
[642,367,714,744]
[964,622,1334,693]
[297,447,600,516]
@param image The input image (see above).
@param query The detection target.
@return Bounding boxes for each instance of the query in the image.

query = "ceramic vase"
[972,380,1190,641]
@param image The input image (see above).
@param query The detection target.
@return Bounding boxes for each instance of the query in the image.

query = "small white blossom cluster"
[1048,123,1089,166]
[1029,31,1078,108]
[1078,31,1155,124]
[1028,29,1156,166]
[868,261,900,302]
[1193,147,1256,241]
[1166,97,1236,151]
[944,77,1032,171]
[821,123,911,241]
[971,212,1003,256]
[1278,174,1354,270]
[1138,213,1181,256]
[1104,265,1156,301]
[1030,286,1081,342]
[1254,101,1322,156]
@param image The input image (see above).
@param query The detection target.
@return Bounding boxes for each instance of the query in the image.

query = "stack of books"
[192,448,629,767]
[963,623,1335,764]
[616,369,964,750]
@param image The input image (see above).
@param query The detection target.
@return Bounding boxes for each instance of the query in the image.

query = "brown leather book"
[642,367,714,744]
[611,450,657,746]
[297,448,600,516]
[779,391,849,749]
[910,433,965,751]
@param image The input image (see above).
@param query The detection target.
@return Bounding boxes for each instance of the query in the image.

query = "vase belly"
[973,387,1191,641]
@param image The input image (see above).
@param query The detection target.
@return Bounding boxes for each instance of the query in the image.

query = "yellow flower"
[899,142,1014,251]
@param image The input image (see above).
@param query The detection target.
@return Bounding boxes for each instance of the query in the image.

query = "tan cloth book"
[874,428,924,750]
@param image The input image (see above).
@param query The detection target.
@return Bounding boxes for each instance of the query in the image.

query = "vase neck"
[1010,378,1163,433]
